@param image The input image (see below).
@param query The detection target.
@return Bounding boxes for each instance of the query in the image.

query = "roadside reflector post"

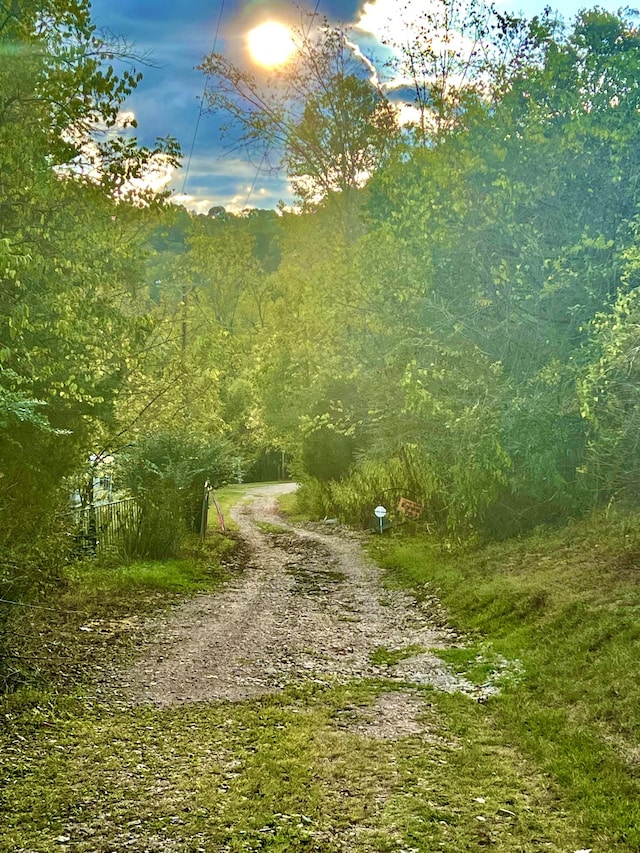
[374,505,387,534]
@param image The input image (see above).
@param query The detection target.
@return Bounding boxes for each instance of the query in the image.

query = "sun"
[247,20,297,68]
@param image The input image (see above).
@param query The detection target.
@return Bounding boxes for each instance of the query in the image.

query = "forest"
[2,0,640,653]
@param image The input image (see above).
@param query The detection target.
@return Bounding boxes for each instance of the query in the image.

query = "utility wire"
[243,152,268,207]
[181,0,226,196]
[0,597,87,616]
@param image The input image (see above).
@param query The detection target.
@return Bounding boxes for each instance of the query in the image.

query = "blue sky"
[88,0,627,213]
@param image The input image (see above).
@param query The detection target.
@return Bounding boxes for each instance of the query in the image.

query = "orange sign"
[397,497,423,519]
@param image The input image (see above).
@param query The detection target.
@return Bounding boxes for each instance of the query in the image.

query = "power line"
[243,152,268,208]
[181,0,226,196]
[0,597,87,615]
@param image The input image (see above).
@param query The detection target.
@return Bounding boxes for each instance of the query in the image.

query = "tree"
[294,8,640,534]
[579,247,640,505]
[199,12,399,204]
[179,212,277,332]
[374,0,558,143]
[0,0,179,566]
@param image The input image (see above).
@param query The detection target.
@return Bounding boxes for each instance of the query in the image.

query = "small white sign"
[374,505,387,518]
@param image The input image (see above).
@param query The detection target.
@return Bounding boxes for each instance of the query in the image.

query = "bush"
[117,431,242,558]
[297,451,441,531]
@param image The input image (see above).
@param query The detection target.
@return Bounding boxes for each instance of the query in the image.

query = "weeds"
[1,533,239,696]
[1,682,591,853]
[2,497,639,851]
[370,645,426,667]
[256,521,289,535]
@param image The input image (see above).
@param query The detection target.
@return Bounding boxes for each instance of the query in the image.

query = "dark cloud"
[89,0,626,210]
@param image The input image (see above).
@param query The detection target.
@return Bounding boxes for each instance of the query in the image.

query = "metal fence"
[71,498,140,557]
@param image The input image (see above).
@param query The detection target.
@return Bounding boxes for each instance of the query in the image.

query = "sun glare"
[247,20,296,68]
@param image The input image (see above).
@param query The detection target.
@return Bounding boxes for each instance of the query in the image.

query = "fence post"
[200,479,211,541]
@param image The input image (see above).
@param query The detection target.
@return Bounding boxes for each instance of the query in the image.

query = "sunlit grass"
[69,558,213,597]
[210,482,251,531]
[1,682,590,853]
[277,488,306,521]
[3,491,638,850]
[372,509,640,849]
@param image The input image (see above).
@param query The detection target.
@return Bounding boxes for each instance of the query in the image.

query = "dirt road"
[5,485,589,853]
[124,483,483,713]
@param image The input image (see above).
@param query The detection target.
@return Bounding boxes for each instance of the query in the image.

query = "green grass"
[256,520,289,535]
[210,483,252,531]
[1,534,239,695]
[277,489,306,522]
[370,645,426,667]
[0,681,591,853]
[70,557,217,598]
[3,493,639,850]
[371,509,640,850]
[434,643,525,689]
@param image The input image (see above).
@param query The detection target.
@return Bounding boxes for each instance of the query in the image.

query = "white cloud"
[112,110,136,130]
[354,0,478,63]
[120,152,176,198]
[170,154,294,215]
[355,0,442,45]
[55,109,177,202]
[394,102,424,127]
[353,0,487,99]
[170,193,214,215]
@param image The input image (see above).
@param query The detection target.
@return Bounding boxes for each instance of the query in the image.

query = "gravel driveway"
[123,484,480,709]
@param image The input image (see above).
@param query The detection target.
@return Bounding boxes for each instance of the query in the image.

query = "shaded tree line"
[0,0,232,686]
[4,0,640,626]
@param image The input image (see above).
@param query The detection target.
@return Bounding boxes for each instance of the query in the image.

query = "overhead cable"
[181,0,226,196]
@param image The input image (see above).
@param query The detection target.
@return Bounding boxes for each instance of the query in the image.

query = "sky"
[88,0,628,214]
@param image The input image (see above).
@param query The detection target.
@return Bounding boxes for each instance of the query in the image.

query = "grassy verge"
[1,680,591,852]
[212,483,253,531]
[1,482,269,696]
[277,488,306,522]
[371,509,640,850]
[3,488,636,851]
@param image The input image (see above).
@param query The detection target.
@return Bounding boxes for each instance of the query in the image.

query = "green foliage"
[295,479,336,521]
[300,425,356,482]
[579,285,640,505]
[260,6,640,536]
[0,0,180,604]
[117,431,241,557]
[295,450,437,529]
[3,0,640,629]
[151,5,640,541]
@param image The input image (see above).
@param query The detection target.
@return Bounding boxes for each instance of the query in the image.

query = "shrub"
[117,431,242,558]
